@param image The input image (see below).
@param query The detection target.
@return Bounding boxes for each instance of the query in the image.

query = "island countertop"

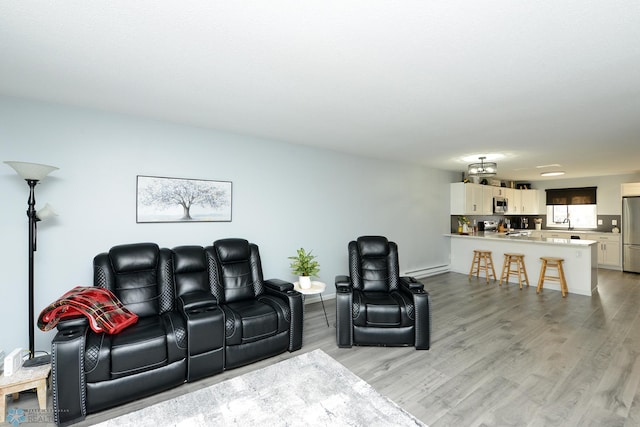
[446,231,598,247]
[446,231,598,296]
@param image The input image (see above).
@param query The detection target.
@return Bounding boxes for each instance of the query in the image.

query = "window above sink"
[546,204,597,229]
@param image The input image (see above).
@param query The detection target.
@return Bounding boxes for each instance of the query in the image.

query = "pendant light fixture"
[467,156,497,177]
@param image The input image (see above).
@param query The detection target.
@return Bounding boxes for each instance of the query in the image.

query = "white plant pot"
[299,276,312,289]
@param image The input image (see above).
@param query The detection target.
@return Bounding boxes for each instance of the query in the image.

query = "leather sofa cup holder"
[187,306,218,315]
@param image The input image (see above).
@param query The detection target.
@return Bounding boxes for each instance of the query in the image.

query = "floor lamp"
[5,161,59,367]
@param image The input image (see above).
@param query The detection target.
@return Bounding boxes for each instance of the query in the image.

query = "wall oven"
[493,196,508,213]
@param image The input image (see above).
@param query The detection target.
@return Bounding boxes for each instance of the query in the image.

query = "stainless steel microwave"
[494,197,508,213]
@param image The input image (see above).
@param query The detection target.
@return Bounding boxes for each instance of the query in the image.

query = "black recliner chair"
[209,238,303,369]
[51,243,188,426]
[335,236,431,350]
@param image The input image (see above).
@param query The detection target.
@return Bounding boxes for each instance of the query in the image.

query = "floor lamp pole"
[27,179,38,360]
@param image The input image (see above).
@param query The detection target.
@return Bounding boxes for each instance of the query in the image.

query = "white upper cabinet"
[506,188,520,214]
[481,186,494,215]
[451,183,493,215]
[493,187,507,197]
[621,182,640,197]
[451,183,540,216]
[520,190,540,215]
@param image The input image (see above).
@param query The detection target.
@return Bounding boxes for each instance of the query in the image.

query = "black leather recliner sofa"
[51,240,303,426]
[335,236,431,350]
[209,238,303,369]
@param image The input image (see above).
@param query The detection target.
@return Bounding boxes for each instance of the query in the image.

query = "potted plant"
[288,248,320,289]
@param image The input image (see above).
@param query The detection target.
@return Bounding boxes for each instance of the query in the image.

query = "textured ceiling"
[1,1,639,181]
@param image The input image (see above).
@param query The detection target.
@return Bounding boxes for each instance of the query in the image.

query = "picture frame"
[136,175,232,223]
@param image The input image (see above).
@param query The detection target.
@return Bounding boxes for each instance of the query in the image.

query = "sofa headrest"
[357,236,390,258]
[172,245,206,273]
[214,238,250,263]
[109,243,159,273]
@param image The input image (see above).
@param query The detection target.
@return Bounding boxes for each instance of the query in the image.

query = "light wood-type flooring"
[9,269,640,426]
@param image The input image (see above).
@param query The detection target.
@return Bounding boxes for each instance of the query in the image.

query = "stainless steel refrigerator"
[623,196,640,273]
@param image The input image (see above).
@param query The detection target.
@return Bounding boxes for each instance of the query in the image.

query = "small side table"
[294,281,329,327]
[1,363,51,419]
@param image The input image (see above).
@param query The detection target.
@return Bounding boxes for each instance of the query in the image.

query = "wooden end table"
[294,280,329,327]
[1,363,51,420]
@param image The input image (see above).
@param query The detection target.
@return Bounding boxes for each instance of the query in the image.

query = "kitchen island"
[447,232,598,296]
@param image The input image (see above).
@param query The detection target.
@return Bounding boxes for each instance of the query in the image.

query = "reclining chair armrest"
[177,292,223,381]
[162,311,189,363]
[400,276,425,292]
[412,289,431,350]
[55,315,89,332]
[264,278,294,293]
[335,275,353,348]
[52,323,89,426]
[264,279,303,352]
[335,275,352,292]
[177,291,218,312]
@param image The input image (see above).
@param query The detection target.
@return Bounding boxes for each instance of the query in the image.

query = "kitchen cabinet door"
[587,234,621,268]
[450,183,485,215]
[493,187,507,197]
[542,232,565,238]
[521,190,540,215]
[482,186,494,215]
[621,182,640,197]
[508,188,521,214]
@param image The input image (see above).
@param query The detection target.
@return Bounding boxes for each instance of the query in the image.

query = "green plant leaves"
[288,248,320,278]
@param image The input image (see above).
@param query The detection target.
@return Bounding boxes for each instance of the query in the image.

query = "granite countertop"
[446,231,597,246]
[533,229,620,236]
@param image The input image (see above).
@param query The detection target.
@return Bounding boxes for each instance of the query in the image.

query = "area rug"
[95,349,425,426]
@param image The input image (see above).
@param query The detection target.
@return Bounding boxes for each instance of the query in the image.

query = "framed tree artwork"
[136,175,232,223]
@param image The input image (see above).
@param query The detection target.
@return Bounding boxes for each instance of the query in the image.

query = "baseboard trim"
[404,264,450,278]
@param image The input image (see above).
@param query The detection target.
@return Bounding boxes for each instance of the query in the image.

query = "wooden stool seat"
[536,257,568,297]
[499,253,529,289]
[469,250,496,283]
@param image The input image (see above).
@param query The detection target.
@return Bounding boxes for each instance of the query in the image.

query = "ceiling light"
[540,171,565,177]
[461,153,504,163]
[467,156,497,177]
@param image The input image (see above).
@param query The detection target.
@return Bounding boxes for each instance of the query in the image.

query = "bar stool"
[468,250,496,283]
[499,253,529,289]
[536,257,568,297]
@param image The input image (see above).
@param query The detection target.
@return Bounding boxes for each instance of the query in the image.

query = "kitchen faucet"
[563,217,573,230]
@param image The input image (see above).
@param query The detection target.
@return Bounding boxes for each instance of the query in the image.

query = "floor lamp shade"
[4,161,59,181]
[36,203,58,221]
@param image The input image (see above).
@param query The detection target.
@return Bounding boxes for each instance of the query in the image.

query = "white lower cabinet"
[538,232,621,269]
[587,234,621,269]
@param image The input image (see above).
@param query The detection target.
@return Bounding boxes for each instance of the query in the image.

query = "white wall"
[0,96,456,354]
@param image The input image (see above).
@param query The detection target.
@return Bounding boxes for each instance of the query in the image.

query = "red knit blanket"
[38,286,138,334]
